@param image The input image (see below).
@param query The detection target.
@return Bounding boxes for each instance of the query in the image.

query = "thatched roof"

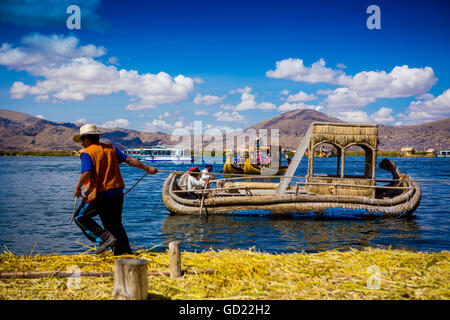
[310,122,378,150]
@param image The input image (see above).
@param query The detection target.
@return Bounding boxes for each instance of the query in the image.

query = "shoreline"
[1,247,448,300]
[0,150,442,158]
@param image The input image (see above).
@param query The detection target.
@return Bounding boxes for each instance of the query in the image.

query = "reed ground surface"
[0,247,448,300]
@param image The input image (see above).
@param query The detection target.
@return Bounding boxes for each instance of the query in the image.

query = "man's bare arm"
[125,156,158,174]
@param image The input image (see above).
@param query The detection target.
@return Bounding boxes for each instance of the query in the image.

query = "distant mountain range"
[0,109,172,151]
[249,109,450,151]
[0,109,448,151]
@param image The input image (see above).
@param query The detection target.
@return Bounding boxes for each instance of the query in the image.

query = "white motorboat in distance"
[123,146,191,162]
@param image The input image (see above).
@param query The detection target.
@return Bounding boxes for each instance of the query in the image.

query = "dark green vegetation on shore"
[0,150,76,157]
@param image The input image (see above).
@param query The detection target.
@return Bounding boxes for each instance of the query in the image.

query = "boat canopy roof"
[277,122,379,194]
[310,122,378,151]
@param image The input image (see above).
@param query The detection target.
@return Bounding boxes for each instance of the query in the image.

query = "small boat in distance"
[123,146,191,162]
[223,145,288,175]
[437,150,450,158]
[223,157,244,174]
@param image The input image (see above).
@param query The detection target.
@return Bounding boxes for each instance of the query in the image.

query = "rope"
[155,169,450,183]
[70,172,149,224]
[69,196,79,225]
[124,172,149,196]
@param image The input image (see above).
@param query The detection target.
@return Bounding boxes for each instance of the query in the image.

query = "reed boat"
[162,122,421,218]
[222,157,244,174]
[222,154,288,175]
[243,158,288,175]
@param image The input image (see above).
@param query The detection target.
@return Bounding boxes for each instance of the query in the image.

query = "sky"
[0,0,449,134]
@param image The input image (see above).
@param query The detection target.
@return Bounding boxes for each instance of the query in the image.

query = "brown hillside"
[247,109,449,151]
[1,109,448,152]
[0,109,171,151]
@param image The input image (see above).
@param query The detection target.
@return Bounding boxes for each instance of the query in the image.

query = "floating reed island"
[0,248,448,300]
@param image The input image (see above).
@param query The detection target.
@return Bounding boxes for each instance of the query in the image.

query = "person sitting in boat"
[187,167,207,189]
[201,164,215,182]
[187,167,207,199]
[285,153,292,165]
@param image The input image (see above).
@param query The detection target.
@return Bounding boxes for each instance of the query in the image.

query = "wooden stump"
[169,241,181,278]
[113,258,148,300]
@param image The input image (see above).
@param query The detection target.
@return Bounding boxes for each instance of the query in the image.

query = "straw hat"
[73,124,104,142]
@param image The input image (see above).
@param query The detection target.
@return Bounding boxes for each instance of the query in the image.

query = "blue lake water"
[0,156,449,255]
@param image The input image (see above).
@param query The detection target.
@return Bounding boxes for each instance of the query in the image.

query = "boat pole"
[276,123,314,195]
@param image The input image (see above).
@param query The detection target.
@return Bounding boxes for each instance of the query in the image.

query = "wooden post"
[336,147,341,177]
[169,241,182,278]
[113,258,148,300]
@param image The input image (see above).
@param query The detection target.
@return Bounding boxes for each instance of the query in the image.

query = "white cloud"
[74,118,87,124]
[142,117,195,133]
[333,110,371,123]
[416,93,434,101]
[213,111,246,122]
[324,87,375,109]
[236,92,273,111]
[266,58,343,84]
[233,88,276,111]
[230,86,252,94]
[144,119,174,132]
[316,88,334,95]
[285,90,317,102]
[101,118,130,128]
[0,33,195,110]
[332,107,394,124]
[193,93,226,105]
[267,58,437,100]
[192,77,204,84]
[194,109,209,116]
[280,89,289,95]
[107,56,119,65]
[158,112,171,119]
[223,87,276,111]
[370,107,394,123]
[398,89,450,124]
[278,102,323,112]
[267,58,439,119]
[35,114,45,119]
[337,65,437,99]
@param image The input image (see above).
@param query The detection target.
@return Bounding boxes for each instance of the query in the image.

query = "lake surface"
[0,156,449,255]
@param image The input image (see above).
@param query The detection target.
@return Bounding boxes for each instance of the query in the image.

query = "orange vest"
[82,143,125,201]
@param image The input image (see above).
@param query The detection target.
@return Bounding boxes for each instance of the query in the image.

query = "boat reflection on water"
[161,214,421,253]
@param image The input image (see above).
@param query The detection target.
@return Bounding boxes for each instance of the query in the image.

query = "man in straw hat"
[72,124,158,255]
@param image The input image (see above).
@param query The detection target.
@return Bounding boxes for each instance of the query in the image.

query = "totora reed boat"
[162,122,421,218]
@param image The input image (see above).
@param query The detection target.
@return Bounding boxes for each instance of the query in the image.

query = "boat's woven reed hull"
[162,173,421,218]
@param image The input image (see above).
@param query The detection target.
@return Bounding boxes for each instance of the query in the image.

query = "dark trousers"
[74,195,132,255]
